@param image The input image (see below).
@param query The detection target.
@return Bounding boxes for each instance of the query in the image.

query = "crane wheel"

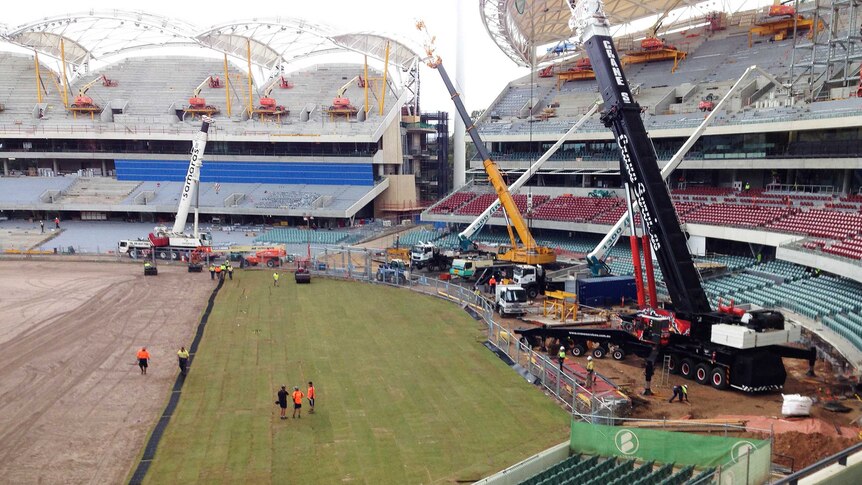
[694,363,711,385]
[527,288,539,299]
[710,367,730,390]
[266,259,275,268]
[611,348,626,361]
[570,344,586,357]
[680,358,695,379]
[592,347,607,359]
[667,354,681,374]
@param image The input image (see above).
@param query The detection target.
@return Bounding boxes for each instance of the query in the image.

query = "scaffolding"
[790,0,862,100]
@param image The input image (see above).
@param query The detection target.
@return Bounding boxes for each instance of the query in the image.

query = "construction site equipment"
[542,290,579,322]
[698,93,716,112]
[585,65,789,277]
[144,262,158,276]
[749,6,822,47]
[295,267,311,284]
[410,242,453,271]
[187,246,213,272]
[185,76,221,115]
[539,65,554,78]
[449,257,494,280]
[418,20,556,266]
[376,259,408,284]
[253,78,289,121]
[568,0,815,392]
[278,75,294,89]
[557,58,596,87]
[100,74,118,87]
[68,75,105,119]
[496,284,529,317]
[244,247,287,268]
[119,117,214,260]
[328,75,364,115]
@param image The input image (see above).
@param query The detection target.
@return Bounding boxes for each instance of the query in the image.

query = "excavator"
[329,75,365,113]
[186,75,222,115]
[417,21,555,266]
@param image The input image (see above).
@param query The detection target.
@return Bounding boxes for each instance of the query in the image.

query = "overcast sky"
[2,1,773,115]
[1,0,526,116]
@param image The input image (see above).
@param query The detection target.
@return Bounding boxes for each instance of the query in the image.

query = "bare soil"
[0,261,213,484]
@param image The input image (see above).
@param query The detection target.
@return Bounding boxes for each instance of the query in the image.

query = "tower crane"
[417,21,555,266]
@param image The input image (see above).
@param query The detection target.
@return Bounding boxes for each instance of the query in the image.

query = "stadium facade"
[0,11,445,225]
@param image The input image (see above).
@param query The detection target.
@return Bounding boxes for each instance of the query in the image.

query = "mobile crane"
[118,116,215,260]
[417,21,556,266]
[527,0,815,393]
[185,75,222,115]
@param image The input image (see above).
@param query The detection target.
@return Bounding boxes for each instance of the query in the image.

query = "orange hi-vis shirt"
[137,349,150,359]
[307,386,315,399]
[292,390,303,404]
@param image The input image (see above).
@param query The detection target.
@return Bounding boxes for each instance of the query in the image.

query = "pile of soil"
[770,431,859,470]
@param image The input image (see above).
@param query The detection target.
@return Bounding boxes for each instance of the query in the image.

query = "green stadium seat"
[685,467,716,484]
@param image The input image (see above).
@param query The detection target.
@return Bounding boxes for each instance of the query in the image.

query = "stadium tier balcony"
[454,194,499,216]
[428,192,477,214]
[531,195,622,223]
[492,194,550,217]
[766,209,862,240]
[680,203,794,228]
[822,235,862,260]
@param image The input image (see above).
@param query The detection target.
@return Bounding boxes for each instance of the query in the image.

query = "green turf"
[142,273,569,484]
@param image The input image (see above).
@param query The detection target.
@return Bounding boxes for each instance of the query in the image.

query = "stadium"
[1,1,862,484]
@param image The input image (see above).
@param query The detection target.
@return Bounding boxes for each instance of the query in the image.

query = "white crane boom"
[193,76,213,98]
[456,100,600,249]
[336,76,361,98]
[77,76,103,96]
[171,116,213,234]
[585,64,785,272]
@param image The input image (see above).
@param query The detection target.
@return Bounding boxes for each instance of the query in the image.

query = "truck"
[515,325,654,361]
[449,258,494,280]
[525,0,817,392]
[511,262,583,299]
[410,242,453,272]
[495,284,529,317]
[242,248,287,268]
[118,116,215,261]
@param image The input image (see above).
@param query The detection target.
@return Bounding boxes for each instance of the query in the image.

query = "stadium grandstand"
[0,10,445,226]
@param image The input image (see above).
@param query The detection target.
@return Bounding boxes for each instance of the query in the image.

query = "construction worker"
[40,220,44,233]
[214,264,222,280]
[586,356,595,389]
[137,347,150,375]
[489,276,497,295]
[307,381,315,414]
[273,272,280,287]
[292,386,304,418]
[143,261,152,269]
[669,384,689,403]
[558,345,566,371]
[177,346,190,375]
[227,262,234,280]
[219,262,227,280]
[276,386,289,420]
[209,263,215,280]
[54,216,60,229]
[643,360,654,396]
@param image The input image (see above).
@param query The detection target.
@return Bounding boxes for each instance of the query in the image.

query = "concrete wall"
[777,247,862,283]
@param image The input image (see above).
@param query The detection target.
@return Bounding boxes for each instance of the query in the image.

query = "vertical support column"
[60,39,69,108]
[378,42,389,115]
[53,159,59,175]
[364,55,369,115]
[246,39,253,116]
[453,0,466,189]
[3,159,8,177]
[101,160,107,177]
[34,50,43,104]
[224,53,232,117]
[842,169,852,194]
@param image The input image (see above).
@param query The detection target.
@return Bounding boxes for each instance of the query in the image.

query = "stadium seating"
[681,203,793,228]
[518,455,712,485]
[255,228,349,245]
[532,195,622,222]
[428,192,477,214]
[455,194,499,216]
[767,209,862,240]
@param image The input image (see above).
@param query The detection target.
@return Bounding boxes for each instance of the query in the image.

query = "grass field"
[142,272,569,484]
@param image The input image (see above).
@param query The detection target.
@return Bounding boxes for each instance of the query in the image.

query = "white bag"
[781,394,813,417]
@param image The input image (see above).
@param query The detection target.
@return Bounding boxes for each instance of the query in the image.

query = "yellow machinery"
[68,76,104,119]
[748,13,823,47]
[543,290,579,322]
[185,76,221,117]
[417,21,556,265]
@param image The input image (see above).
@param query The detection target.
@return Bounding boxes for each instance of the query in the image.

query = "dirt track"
[0,261,213,484]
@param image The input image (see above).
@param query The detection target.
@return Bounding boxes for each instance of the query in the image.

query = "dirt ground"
[0,261,213,484]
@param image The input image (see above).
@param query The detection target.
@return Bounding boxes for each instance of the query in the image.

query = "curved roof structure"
[2,10,420,70]
[479,0,713,67]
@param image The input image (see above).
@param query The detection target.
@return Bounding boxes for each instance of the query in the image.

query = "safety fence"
[306,246,631,423]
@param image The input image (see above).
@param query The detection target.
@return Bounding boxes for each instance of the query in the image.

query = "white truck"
[495,284,529,317]
[410,242,454,271]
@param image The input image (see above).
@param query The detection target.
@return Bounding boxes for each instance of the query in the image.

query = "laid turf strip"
[143,274,568,484]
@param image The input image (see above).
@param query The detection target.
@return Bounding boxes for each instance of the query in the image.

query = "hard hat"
[587,356,593,361]
[560,346,565,350]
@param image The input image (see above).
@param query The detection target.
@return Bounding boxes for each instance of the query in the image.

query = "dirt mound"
[771,431,859,470]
